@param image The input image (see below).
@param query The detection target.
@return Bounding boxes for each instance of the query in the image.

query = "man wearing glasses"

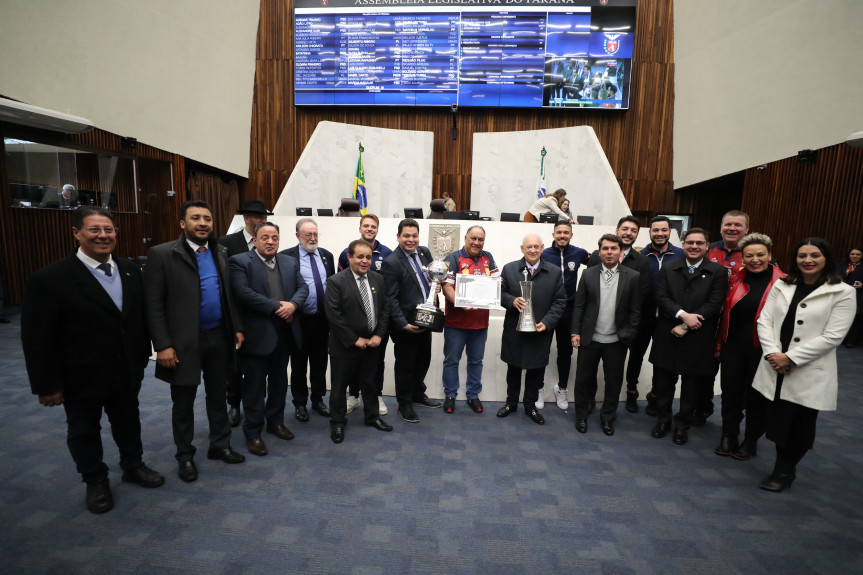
[281,218,334,422]
[22,207,164,513]
[648,228,728,446]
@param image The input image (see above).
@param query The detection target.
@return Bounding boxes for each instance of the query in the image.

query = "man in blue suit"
[229,222,308,456]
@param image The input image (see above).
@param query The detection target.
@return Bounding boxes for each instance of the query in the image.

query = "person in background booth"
[752,238,855,492]
[442,191,457,212]
[714,234,784,461]
[558,198,573,223]
[838,246,862,348]
[524,188,574,224]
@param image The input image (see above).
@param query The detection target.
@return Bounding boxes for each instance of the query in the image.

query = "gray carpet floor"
[1,312,861,574]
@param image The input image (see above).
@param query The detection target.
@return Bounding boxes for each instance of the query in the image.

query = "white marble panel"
[470,126,630,226]
[272,121,434,219]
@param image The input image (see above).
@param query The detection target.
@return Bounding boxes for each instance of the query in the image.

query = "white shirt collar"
[186,238,208,253]
[243,229,254,249]
[76,248,113,273]
[254,249,275,269]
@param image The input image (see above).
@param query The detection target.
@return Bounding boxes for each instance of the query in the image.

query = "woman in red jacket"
[715,233,784,459]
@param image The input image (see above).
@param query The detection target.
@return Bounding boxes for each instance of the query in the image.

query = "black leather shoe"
[760,472,794,492]
[672,427,689,445]
[714,434,739,456]
[414,395,442,408]
[365,417,394,431]
[625,391,638,414]
[692,410,713,427]
[121,462,165,488]
[575,418,588,434]
[526,409,545,425]
[266,424,295,440]
[178,460,198,483]
[645,392,658,417]
[295,405,310,422]
[496,405,516,418]
[207,446,246,464]
[228,405,241,427]
[331,427,345,444]
[601,420,615,437]
[443,397,455,413]
[651,420,671,438]
[398,406,419,423]
[312,400,331,417]
[731,440,758,461]
[85,479,113,514]
[467,398,483,413]
[246,437,268,456]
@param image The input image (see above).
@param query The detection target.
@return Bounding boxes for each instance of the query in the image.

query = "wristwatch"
[680,324,689,331]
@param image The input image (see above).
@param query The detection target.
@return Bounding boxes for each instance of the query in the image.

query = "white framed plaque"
[454,274,503,310]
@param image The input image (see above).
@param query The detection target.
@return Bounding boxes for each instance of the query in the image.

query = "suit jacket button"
[793,337,800,342]
[800,303,807,308]
[797,320,803,324]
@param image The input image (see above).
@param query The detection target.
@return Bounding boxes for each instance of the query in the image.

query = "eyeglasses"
[81,227,119,236]
[299,232,319,239]
[683,240,706,246]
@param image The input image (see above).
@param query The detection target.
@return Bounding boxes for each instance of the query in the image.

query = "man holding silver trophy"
[497,234,567,425]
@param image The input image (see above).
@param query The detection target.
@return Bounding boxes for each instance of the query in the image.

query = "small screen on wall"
[293,0,637,110]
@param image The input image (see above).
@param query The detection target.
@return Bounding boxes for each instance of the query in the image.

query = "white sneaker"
[346,396,360,414]
[553,384,568,410]
[536,388,545,410]
[377,396,388,415]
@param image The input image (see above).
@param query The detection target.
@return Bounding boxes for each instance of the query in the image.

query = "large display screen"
[294,0,637,109]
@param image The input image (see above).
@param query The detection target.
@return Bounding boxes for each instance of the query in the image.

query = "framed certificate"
[454,274,503,310]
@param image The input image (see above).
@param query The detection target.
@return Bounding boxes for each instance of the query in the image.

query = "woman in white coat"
[753,238,856,492]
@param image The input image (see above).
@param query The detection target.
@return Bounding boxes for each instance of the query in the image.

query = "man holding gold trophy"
[497,234,567,425]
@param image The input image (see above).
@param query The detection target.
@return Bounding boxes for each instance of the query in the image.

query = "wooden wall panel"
[249,0,676,222]
[742,143,863,267]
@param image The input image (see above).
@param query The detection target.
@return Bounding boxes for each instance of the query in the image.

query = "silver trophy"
[516,267,538,332]
[409,259,448,332]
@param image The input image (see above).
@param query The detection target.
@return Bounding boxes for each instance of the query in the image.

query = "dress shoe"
[714,434,739,456]
[625,391,639,414]
[496,404,516,418]
[651,420,671,438]
[121,462,165,488]
[575,418,588,434]
[365,417,393,431]
[267,424,295,440]
[692,410,713,427]
[443,397,455,413]
[295,405,310,422]
[331,427,345,444]
[178,460,198,483]
[601,419,615,437]
[672,427,689,445]
[312,400,331,417]
[731,439,758,461]
[645,392,658,417]
[467,398,483,413]
[760,471,795,492]
[85,479,113,514]
[246,437,268,456]
[398,405,419,423]
[414,395,442,408]
[207,446,246,464]
[228,405,241,427]
[526,408,545,425]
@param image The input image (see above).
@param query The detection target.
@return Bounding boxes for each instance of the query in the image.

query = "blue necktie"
[97,263,112,277]
[310,253,326,313]
[410,253,430,298]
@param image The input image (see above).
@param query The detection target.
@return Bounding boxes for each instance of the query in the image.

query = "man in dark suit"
[281,218,334,421]
[381,218,442,423]
[570,234,642,436]
[145,200,246,483]
[649,228,728,446]
[219,199,273,427]
[325,239,393,443]
[229,222,307,456]
[496,233,567,425]
[22,207,164,514]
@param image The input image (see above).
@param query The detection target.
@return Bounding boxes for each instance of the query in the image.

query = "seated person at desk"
[41,184,79,209]
[442,191,457,212]
[524,188,575,224]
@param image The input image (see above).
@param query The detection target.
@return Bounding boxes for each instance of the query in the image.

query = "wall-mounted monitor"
[294,0,637,110]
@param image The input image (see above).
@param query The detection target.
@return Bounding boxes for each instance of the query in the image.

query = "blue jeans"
[442,326,488,399]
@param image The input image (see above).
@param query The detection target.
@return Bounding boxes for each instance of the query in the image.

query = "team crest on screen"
[603,34,621,55]
[568,261,576,271]
[600,0,609,5]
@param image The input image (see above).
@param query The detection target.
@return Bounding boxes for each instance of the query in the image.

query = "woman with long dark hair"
[838,246,862,347]
[714,234,784,460]
[752,238,856,491]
